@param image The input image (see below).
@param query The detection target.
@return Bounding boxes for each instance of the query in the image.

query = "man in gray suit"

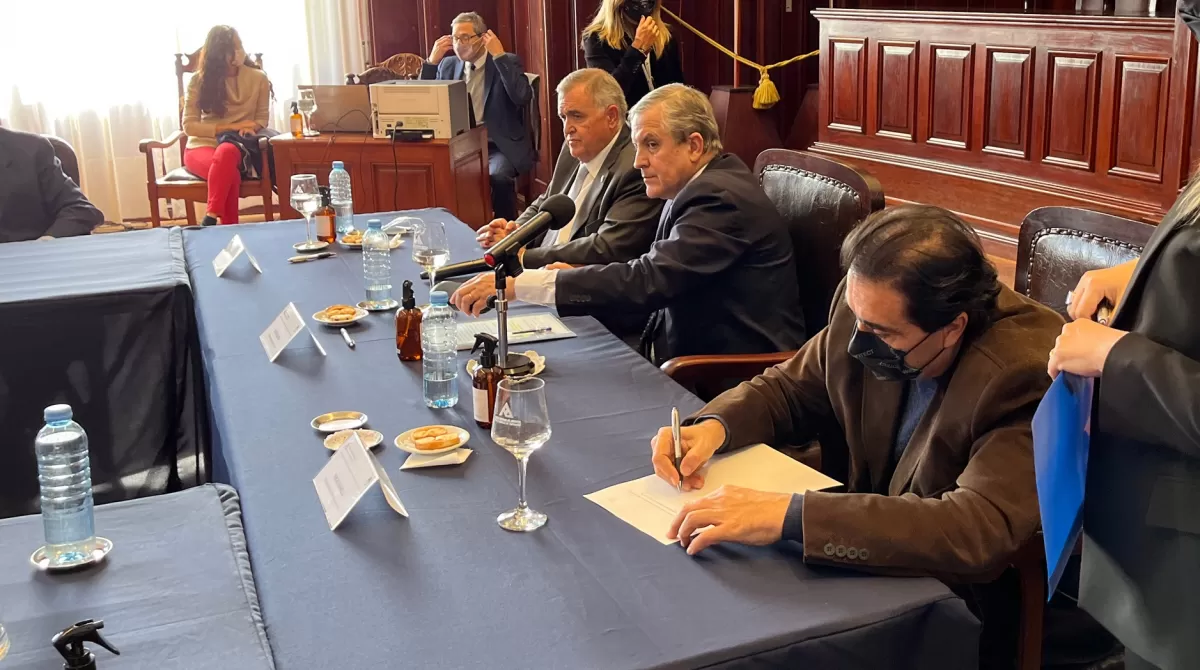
[0,127,102,243]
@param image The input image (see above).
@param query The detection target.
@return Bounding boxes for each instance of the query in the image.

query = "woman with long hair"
[581,0,683,108]
[1047,173,1200,669]
[181,25,270,226]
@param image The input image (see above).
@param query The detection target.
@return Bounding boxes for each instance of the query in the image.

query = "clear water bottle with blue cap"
[35,404,96,568]
[362,218,397,310]
[329,161,354,235]
[422,291,459,408]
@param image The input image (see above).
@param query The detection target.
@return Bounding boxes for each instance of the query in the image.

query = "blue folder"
[1032,372,1094,599]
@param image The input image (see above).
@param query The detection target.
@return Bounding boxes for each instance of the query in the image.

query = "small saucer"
[324,429,384,451]
[357,299,399,312]
[31,537,113,572]
[293,240,330,252]
[311,411,368,433]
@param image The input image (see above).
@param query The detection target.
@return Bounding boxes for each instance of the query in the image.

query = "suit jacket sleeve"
[1181,0,1200,42]
[554,189,751,314]
[419,60,440,80]
[802,359,1044,580]
[582,33,648,95]
[492,53,532,107]
[35,138,103,238]
[1100,332,1200,459]
[523,169,661,268]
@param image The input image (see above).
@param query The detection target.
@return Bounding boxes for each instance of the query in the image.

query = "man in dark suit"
[453,83,805,364]
[421,12,533,221]
[0,127,102,243]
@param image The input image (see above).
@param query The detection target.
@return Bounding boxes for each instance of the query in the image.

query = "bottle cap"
[45,404,72,423]
[367,218,382,230]
[318,186,331,206]
[52,619,120,670]
[401,280,416,310]
[471,333,499,368]
[332,161,344,169]
[291,101,298,113]
[430,291,449,306]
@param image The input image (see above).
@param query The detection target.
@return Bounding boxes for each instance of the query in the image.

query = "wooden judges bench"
[271,125,492,230]
[811,5,1197,257]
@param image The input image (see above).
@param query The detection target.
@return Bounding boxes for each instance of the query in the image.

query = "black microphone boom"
[483,194,576,268]
[422,257,490,281]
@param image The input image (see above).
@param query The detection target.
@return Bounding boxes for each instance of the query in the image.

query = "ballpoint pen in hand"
[671,407,683,492]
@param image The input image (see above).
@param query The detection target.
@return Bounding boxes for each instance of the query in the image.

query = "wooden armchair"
[348,53,424,84]
[660,150,884,399]
[138,49,275,227]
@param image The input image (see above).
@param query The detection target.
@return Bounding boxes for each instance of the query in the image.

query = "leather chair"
[1015,206,1154,318]
[518,73,542,210]
[348,53,424,84]
[138,50,276,227]
[660,149,884,400]
[43,135,81,186]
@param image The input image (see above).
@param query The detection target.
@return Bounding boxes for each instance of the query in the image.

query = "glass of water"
[411,220,450,289]
[491,377,551,532]
[298,88,319,137]
[289,175,323,251]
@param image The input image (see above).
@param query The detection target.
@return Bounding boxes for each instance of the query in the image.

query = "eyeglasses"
[452,34,481,44]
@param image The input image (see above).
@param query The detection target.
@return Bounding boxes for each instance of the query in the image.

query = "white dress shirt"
[514,160,711,309]
[463,53,488,123]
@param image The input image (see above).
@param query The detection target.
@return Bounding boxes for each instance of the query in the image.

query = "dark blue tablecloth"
[0,484,274,669]
[0,228,208,519]
[183,211,979,669]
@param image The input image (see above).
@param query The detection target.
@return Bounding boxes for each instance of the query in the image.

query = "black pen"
[671,407,683,492]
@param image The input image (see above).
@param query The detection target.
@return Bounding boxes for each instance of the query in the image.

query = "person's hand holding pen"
[651,418,725,491]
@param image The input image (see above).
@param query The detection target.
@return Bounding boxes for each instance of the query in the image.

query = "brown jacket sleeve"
[801,358,1043,580]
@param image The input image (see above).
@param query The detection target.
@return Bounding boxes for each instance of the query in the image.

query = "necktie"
[556,165,590,245]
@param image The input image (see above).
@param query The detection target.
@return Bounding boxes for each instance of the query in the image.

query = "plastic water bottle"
[329,161,354,235]
[362,218,393,309]
[35,404,96,568]
[422,291,459,409]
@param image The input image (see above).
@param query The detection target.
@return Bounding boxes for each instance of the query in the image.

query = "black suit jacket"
[582,31,685,108]
[420,53,534,174]
[555,154,807,364]
[0,128,102,243]
[520,125,660,269]
[1181,0,1200,41]
[1078,196,1200,668]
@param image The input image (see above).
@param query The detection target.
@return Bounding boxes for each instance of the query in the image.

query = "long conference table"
[181,210,980,669]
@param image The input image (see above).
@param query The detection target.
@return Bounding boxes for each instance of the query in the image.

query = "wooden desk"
[270,126,492,229]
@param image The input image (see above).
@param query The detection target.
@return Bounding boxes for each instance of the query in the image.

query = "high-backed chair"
[519,72,542,208]
[44,135,81,186]
[138,50,275,227]
[1015,206,1154,317]
[660,149,884,400]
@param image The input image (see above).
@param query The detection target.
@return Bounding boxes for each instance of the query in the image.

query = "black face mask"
[848,327,942,382]
[623,0,656,19]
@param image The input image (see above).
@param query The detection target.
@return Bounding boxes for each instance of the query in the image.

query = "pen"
[512,326,552,336]
[671,407,683,492]
[288,252,337,263]
[340,328,355,349]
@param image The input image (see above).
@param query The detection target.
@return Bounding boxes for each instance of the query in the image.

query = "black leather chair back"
[44,135,81,186]
[754,149,884,334]
[1015,207,1155,317]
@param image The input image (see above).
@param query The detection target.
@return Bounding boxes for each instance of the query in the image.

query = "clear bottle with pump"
[395,280,423,362]
[314,186,335,243]
[290,102,303,138]
[471,333,504,428]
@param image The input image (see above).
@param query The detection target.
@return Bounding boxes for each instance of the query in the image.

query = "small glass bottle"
[471,333,504,429]
[395,280,423,362]
[290,102,303,138]
[314,186,335,244]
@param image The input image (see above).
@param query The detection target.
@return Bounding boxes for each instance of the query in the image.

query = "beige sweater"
[182,67,270,149]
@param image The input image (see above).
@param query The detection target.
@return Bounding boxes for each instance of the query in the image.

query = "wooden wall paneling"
[827,38,867,133]
[982,46,1034,159]
[1041,50,1101,171]
[875,41,919,141]
[926,44,974,149]
[370,0,427,62]
[1108,55,1170,182]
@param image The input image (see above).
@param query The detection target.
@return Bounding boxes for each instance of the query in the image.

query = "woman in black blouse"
[581,0,685,108]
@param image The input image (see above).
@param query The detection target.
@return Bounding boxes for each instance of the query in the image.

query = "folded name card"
[260,302,326,362]
[313,432,408,530]
[213,234,262,277]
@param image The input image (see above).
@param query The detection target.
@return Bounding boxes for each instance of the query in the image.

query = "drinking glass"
[411,220,450,289]
[297,88,319,137]
[0,620,8,660]
[289,175,323,251]
[491,377,551,532]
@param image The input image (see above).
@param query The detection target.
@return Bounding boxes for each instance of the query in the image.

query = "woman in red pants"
[182,26,270,225]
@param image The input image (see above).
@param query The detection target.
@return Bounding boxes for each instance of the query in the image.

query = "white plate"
[324,429,384,451]
[394,425,471,456]
[466,350,545,377]
[312,306,369,326]
[338,234,404,250]
[311,411,368,433]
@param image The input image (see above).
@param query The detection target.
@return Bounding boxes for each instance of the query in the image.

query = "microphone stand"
[491,254,533,376]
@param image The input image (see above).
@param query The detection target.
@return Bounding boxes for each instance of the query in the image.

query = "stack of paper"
[585,444,841,544]
[455,312,576,350]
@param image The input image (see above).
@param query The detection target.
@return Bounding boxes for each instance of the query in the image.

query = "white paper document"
[455,312,575,350]
[259,302,326,362]
[585,444,842,544]
[212,234,261,277]
[313,433,408,530]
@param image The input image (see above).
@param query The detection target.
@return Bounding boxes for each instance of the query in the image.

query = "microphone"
[483,194,576,268]
[422,257,490,281]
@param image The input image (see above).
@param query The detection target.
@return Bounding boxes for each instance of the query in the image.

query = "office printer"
[370,80,470,140]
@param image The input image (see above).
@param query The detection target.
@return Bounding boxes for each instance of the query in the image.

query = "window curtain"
[0,0,367,223]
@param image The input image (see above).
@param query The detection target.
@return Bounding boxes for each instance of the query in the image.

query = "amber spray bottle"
[395,280,423,361]
[471,333,503,429]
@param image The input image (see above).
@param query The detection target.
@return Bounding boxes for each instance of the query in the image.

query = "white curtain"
[0,0,367,223]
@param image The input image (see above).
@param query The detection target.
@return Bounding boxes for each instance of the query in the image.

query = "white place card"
[313,432,408,531]
[400,448,473,470]
[259,302,326,362]
[213,234,262,277]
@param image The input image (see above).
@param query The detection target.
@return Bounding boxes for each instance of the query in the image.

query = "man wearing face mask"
[650,205,1076,666]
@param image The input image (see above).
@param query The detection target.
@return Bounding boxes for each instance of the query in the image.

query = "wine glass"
[290,175,324,251]
[491,377,551,532]
[297,88,319,137]
[411,220,450,289]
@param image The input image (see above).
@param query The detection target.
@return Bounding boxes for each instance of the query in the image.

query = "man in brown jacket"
[651,205,1070,666]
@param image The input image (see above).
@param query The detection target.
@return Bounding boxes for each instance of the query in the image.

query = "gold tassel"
[753,70,779,110]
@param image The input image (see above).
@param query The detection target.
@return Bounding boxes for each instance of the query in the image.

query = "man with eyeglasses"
[421,12,534,221]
